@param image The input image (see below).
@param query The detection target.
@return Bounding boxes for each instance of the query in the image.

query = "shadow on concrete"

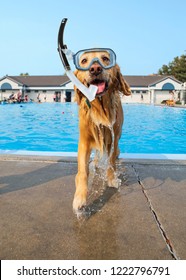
[0,162,76,195]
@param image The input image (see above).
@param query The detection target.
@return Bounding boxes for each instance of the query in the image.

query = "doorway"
[66,91,71,102]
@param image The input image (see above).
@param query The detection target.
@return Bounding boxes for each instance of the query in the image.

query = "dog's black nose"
[89,63,103,76]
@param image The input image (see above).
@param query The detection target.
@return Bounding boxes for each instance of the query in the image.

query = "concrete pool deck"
[0,155,186,260]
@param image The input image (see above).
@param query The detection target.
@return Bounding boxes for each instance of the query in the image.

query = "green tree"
[158,54,186,82]
[20,73,29,76]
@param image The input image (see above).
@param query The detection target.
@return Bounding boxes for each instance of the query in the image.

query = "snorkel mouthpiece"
[57,18,97,102]
[65,71,97,102]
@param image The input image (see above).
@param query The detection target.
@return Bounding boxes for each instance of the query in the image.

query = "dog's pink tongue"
[97,82,106,93]
[93,81,106,94]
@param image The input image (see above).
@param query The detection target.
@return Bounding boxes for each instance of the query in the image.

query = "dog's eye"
[81,58,87,64]
[102,56,110,62]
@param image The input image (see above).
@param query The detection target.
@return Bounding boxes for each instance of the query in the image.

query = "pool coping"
[0,150,186,164]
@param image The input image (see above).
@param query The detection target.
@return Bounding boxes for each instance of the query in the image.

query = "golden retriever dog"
[166,100,175,106]
[73,50,131,213]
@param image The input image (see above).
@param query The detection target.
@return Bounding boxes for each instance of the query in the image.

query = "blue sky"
[1,0,186,77]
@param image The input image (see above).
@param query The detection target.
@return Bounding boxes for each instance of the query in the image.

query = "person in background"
[37,93,41,103]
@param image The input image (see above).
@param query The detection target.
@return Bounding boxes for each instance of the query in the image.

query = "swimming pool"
[0,103,186,159]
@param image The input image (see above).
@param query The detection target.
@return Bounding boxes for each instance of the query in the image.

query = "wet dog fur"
[73,51,131,213]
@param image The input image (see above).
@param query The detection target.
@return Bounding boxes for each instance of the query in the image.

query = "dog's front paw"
[108,176,121,188]
[73,193,87,214]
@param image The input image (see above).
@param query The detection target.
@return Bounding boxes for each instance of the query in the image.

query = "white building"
[122,75,184,104]
[0,74,184,104]
[0,75,74,103]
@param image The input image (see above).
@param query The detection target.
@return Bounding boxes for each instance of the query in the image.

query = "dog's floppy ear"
[115,65,131,96]
[73,70,83,104]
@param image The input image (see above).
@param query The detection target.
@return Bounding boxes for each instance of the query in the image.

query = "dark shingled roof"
[123,75,181,87]
[8,75,70,87]
[5,74,181,88]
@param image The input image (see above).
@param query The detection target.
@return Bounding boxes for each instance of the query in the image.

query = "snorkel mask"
[57,18,116,102]
[73,48,116,72]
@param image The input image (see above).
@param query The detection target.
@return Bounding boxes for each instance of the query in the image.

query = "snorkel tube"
[57,18,97,102]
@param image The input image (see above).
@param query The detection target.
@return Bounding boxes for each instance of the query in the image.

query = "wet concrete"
[0,156,186,259]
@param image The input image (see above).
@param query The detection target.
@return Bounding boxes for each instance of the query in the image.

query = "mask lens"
[73,48,116,70]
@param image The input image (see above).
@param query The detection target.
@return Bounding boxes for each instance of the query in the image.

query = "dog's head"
[74,50,131,103]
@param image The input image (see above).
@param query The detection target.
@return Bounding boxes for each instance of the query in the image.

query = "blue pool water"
[0,103,186,155]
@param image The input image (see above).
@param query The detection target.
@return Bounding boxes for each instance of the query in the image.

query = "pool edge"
[0,150,186,161]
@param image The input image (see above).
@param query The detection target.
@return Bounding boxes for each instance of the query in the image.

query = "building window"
[162,83,175,91]
[54,92,61,102]
[136,90,140,93]
[142,90,147,93]
[1,82,12,90]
